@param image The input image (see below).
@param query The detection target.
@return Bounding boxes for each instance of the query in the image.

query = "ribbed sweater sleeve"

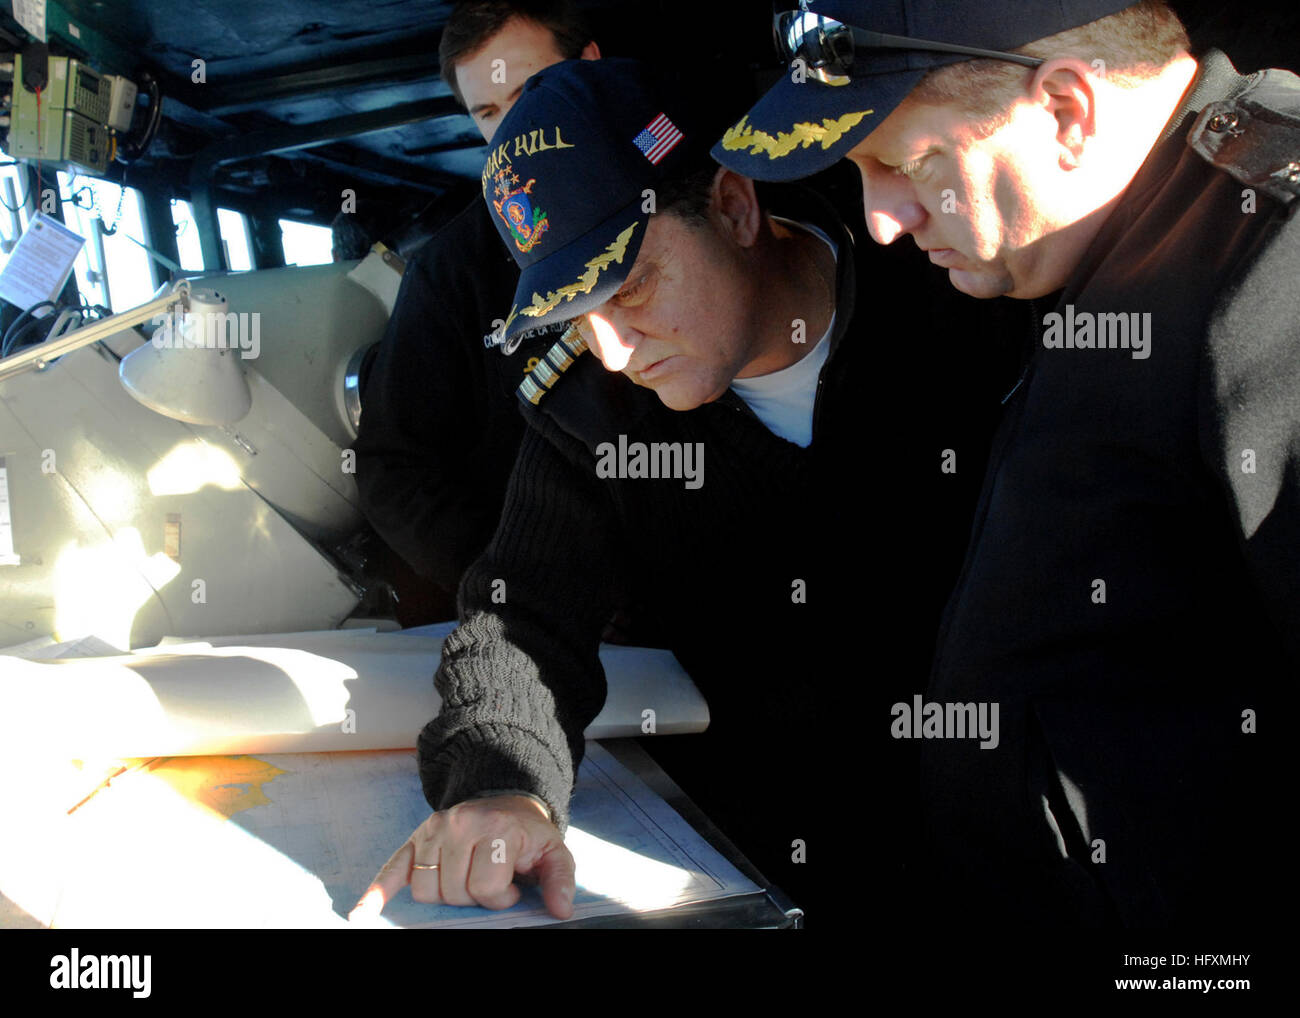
[415,417,625,831]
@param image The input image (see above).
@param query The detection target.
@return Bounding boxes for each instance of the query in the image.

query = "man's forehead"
[605,242,652,298]
[595,218,669,306]
[626,215,671,268]
[853,98,954,158]
[459,17,562,102]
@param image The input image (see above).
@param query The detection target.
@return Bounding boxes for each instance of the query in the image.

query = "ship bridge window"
[169,200,205,272]
[217,208,253,272]
[169,202,253,273]
[57,173,155,312]
[279,219,334,267]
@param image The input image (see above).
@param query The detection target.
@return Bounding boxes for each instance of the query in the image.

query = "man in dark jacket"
[352,57,1027,925]
[714,0,1296,928]
[354,1,599,595]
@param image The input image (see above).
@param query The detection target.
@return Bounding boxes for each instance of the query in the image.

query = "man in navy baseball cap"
[716,0,1299,932]
[714,0,1201,303]
[482,57,714,349]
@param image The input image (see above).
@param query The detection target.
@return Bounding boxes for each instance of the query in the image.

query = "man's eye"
[614,274,649,303]
[894,156,929,181]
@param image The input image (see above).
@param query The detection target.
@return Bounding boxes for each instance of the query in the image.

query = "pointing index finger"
[349,838,415,921]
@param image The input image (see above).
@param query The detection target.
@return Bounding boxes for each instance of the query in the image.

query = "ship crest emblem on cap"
[492,169,550,253]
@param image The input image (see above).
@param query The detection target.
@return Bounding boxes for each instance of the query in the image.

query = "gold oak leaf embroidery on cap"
[520,222,640,318]
[721,111,873,159]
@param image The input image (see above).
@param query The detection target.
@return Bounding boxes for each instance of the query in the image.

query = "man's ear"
[580,40,601,60]
[713,168,762,247]
[1030,57,1097,170]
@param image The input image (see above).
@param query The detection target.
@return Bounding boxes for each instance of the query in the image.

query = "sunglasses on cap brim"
[774,10,1045,86]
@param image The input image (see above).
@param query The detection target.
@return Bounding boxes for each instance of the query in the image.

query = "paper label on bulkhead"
[0,213,85,313]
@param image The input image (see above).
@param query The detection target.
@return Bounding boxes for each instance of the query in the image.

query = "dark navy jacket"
[920,51,1298,928]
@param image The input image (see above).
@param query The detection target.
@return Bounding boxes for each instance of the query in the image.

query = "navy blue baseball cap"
[483,58,710,345]
[713,0,1138,182]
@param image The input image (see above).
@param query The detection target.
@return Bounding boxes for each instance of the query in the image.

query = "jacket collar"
[1127,48,1254,203]
[710,183,857,419]
[1156,49,1253,147]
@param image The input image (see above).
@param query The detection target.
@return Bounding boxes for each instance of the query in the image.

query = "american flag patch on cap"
[633,113,684,165]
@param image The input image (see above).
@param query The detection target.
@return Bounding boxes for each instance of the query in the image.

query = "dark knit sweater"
[415,182,1031,871]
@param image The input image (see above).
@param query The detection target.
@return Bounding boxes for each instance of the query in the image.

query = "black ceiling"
[61,0,452,80]
[5,1,774,230]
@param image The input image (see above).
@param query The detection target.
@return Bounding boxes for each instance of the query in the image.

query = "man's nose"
[860,172,927,245]
[585,310,638,372]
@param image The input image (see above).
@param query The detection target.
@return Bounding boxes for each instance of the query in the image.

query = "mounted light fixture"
[0,279,253,426]
[119,288,253,425]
